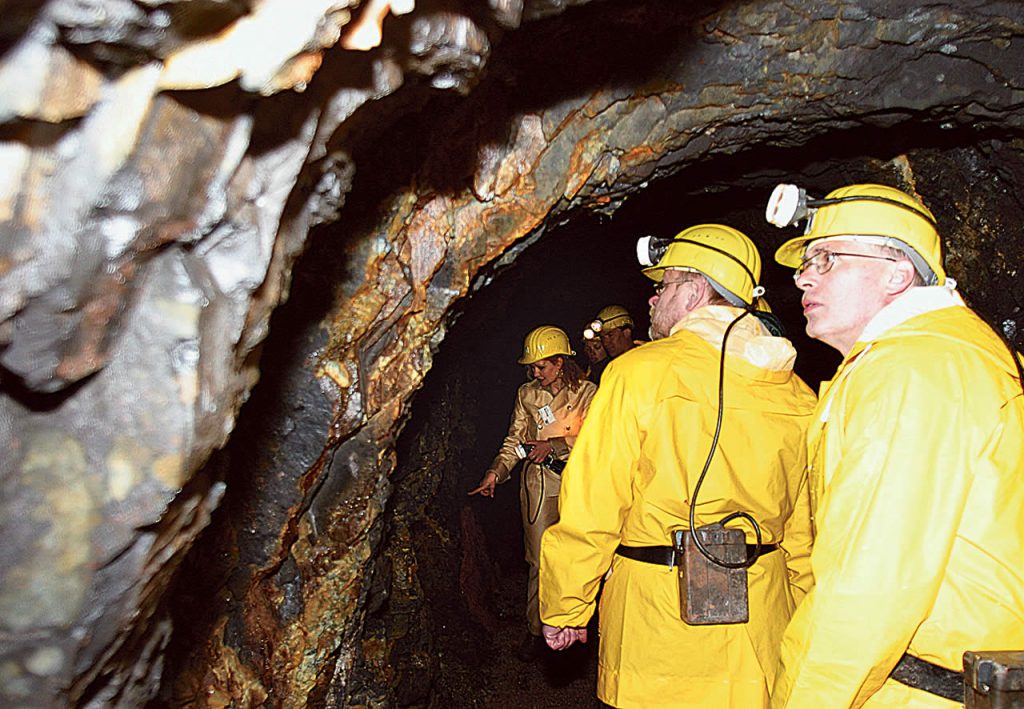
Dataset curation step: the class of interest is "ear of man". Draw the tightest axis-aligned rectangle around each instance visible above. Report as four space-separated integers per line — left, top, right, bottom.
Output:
688 276 714 311
886 259 918 297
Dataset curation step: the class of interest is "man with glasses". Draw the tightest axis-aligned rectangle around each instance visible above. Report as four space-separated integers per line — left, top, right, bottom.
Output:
538 224 816 707
766 183 1024 707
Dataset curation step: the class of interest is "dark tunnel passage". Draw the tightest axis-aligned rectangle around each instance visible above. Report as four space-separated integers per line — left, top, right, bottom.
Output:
151 3 1024 705
364 130 1024 706
6 2 1024 706
157 125 1024 708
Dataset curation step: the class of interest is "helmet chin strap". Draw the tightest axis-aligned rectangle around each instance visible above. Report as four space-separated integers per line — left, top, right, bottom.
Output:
707 276 746 307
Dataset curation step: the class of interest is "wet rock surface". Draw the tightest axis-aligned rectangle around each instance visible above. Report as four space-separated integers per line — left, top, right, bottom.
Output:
0 0 1022 706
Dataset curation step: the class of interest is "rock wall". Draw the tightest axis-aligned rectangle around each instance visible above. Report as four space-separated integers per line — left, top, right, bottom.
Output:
1 0 1021 706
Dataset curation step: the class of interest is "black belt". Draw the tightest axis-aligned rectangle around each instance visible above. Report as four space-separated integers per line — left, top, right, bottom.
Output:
890 653 963 702
615 542 778 567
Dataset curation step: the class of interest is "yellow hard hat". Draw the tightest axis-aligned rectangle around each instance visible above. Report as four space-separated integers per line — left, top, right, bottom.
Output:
518 325 574 365
639 224 762 305
585 305 634 339
771 183 944 285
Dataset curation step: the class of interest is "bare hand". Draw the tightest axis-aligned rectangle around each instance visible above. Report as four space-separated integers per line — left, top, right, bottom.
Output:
525 439 553 463
542 623 588 651
468 471 498 497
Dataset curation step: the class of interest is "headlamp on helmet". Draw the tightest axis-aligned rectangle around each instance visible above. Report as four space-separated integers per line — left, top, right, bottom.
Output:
767 183 946 286
636 225 763 306
765 183 939 233
588 306 634 336
636 235 670 268
765 184 812 229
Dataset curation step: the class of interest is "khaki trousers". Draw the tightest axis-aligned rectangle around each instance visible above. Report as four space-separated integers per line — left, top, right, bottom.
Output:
520 465 561 636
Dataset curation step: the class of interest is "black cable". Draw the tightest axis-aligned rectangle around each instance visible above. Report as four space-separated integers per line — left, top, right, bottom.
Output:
686 305 764 569
523 447 544 526
807 194 938 229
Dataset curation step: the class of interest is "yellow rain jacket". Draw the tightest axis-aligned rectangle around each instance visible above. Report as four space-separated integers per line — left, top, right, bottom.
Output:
773 287 1024 708
540 306 817 707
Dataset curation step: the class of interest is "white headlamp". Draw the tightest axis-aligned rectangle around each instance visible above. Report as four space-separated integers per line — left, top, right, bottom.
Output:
765 183 811 228
636 235 669 267
765 182 939 231
583 326 598 340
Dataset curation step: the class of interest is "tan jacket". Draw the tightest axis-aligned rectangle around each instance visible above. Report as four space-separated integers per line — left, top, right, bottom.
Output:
488 378 598 492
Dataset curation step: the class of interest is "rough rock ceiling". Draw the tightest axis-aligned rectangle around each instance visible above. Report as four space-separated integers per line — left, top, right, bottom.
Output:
1 0 1022 706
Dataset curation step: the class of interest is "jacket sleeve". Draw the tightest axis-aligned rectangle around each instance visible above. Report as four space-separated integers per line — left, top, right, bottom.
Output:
488 386 531 485
779 469 814 607
539 365 639 627
773 354 974 708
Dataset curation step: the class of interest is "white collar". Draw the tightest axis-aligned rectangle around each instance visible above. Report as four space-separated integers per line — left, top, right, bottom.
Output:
857 281 964 344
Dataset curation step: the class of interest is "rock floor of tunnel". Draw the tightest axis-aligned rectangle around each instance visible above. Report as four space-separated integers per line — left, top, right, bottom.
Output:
432 567 603 708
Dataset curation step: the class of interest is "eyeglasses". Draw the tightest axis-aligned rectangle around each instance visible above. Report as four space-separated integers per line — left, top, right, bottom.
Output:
794 250 898 279
654 279 687 296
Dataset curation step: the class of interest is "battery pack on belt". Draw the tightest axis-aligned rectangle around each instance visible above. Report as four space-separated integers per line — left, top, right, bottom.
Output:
890 653 963 702
615 542 779 567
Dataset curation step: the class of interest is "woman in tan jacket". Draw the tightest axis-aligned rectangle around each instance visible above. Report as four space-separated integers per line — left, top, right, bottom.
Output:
469 325 598 661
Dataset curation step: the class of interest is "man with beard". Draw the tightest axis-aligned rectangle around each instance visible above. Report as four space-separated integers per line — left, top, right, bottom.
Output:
539 224 816 707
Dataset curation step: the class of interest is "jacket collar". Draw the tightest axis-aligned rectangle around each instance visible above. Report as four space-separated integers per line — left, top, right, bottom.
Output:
669 305 797 374
528 377 567 399
855 282 964 348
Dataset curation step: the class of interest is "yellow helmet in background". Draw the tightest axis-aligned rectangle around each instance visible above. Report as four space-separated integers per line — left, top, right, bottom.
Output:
640 224 762 306
584 305 634 339
772 183 945 285
518 325 574 365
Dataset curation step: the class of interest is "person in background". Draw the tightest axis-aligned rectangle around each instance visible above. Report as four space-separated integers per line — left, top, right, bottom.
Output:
765 182 1024 707
539 225 816 707
585 305 642 361
469 325 598 662
580 330 609 383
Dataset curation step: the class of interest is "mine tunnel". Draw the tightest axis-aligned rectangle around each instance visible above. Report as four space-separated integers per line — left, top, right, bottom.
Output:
155 137 1018 709
2 1 1023 707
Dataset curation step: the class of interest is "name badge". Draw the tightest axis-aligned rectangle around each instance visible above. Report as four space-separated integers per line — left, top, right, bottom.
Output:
538 405 556 426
